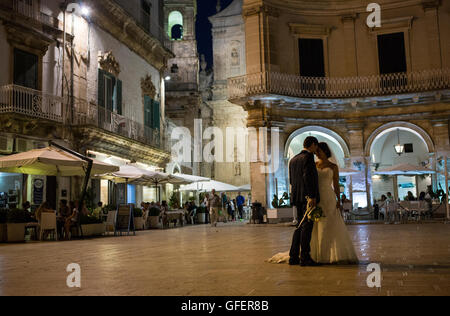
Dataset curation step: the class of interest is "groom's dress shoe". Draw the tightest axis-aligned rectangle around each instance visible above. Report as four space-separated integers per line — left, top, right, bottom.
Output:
289 258 300 265
300 259 322 267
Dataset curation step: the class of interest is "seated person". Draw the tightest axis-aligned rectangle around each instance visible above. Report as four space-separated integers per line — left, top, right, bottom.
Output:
57 200 71 237
64 201 81 240
35 201 55 222
92 202 103 220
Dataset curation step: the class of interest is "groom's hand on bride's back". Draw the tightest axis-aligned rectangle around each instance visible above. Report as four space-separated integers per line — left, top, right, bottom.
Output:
309 198 317 208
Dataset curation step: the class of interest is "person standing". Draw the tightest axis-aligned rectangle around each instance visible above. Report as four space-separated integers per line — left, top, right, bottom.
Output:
236 192 245 220
288 136 321 267
207 189 221 227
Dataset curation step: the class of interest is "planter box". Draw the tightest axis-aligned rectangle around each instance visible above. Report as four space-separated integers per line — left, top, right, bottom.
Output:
267 208 294 224
0 224 7 243
134 217 145 231
7 223 26 243
148 216 160 229
197 213 206 224
81 224 105 237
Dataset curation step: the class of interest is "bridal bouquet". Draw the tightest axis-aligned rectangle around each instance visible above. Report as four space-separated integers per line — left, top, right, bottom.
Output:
307 206 324 222
305 197 325 222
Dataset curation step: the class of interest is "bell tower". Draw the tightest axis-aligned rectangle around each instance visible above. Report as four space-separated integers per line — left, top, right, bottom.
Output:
163 0 200 120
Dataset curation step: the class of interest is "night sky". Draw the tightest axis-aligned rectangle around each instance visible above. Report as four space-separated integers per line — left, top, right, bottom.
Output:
196 0 234 71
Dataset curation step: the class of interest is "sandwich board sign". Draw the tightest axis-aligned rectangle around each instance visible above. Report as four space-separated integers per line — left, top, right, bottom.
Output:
115 204 135 236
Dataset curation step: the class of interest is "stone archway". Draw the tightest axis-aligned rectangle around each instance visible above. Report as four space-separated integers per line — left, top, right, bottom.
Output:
365 121 435 157
285 125 351 163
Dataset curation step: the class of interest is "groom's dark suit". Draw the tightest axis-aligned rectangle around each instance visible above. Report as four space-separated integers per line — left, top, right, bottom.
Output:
289 150 320 262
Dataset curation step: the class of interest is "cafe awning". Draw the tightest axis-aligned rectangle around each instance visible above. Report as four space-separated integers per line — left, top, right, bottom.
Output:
0 147 119 176
180 180 240 192
374 163 436 176
339 168 360 176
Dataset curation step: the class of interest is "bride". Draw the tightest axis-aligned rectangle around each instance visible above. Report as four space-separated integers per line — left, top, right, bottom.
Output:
269 142 359 265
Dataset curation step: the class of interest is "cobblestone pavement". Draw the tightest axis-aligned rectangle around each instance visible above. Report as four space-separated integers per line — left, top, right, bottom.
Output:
0 223 449 296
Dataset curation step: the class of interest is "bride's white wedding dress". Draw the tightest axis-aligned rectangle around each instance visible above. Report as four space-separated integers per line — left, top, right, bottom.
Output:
268 167 359 264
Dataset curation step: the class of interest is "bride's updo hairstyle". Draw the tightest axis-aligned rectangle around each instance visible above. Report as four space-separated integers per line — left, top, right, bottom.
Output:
318 142 332 158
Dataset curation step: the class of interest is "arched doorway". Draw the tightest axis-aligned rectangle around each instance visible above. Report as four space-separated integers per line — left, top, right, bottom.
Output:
367 122 434 203
284 126 351 204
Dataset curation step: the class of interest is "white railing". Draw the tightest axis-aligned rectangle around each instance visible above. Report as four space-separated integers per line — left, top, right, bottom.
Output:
10 0 60 28
228 68 450 100
0 84 64 122
73 99 166 150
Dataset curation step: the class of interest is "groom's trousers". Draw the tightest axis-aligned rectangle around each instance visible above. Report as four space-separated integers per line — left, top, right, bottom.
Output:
289 203 314 261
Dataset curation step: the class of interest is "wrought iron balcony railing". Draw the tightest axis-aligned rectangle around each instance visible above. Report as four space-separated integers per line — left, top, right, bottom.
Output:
0 84 167 151
72 99 167 151
0 84 64 122
228 68 450 100
9 0 60 29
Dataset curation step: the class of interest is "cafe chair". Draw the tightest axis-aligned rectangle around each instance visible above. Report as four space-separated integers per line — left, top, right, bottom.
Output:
105 210 117 235
39 212 58 241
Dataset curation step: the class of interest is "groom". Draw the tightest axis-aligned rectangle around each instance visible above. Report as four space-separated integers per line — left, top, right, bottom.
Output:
289 136 321 267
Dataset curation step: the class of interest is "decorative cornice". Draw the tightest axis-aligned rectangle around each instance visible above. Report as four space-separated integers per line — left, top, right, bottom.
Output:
98 51 121 77
85 0 174 72
141 74 157 99
368 16 414 33
288 23 333 37
4 23 53 56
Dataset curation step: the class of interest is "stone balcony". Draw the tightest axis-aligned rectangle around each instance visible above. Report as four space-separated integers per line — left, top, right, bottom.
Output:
228 68 450 110
0 84 169 161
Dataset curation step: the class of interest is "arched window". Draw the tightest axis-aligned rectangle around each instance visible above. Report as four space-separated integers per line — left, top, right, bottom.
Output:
168 11 183 40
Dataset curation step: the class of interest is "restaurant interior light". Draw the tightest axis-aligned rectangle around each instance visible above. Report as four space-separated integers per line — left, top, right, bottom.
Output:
394 129 404 156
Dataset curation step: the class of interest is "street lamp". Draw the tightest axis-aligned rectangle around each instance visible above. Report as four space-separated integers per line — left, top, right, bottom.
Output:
394 129 404 156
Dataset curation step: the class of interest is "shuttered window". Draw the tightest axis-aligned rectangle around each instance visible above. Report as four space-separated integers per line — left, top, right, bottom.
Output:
144 96 160 130
97 69 122 115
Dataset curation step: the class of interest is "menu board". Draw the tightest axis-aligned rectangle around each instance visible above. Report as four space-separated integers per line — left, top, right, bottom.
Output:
115 204 135 236
33 179 44 205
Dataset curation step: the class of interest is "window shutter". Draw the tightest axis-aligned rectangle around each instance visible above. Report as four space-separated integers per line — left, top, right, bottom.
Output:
144 95 152 128
152 100 160 130
98 69 105 107
116 79 123 115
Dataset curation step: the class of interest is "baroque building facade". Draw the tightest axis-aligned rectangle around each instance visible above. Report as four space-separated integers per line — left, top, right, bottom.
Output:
226 0 450 210
0 0 173 209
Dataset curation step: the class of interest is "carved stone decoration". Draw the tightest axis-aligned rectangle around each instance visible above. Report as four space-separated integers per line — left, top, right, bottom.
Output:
141 74 157 99
98 51 121 76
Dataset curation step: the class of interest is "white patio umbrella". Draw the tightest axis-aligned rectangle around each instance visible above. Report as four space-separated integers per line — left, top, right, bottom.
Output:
339 168 360 176
180 180 240 192
374 163 435 176
238 184 251 192
170 173 210 183
0 146 119 176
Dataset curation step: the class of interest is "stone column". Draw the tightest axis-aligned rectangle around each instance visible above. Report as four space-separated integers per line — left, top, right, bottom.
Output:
423 1 442 69
341 14 358 76
347 121 372 210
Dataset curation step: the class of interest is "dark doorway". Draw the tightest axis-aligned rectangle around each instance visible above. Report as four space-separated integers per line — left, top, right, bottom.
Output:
46 176 57 210
14 48 38 90
377 32 407 74
298 38 325 77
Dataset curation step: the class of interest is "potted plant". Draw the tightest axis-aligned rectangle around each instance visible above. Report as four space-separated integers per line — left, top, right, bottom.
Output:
133 208 144 230
80 215 105 237
196 206 207 224
6 209 28 243
0 208 7 242
169 193 180 209
148 207 160 229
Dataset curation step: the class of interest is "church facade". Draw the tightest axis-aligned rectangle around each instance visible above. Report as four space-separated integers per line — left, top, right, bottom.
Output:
224 0 450 210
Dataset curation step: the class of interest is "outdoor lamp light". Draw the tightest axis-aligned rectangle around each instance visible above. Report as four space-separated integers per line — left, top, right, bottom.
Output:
394 129 404 156
81 5 90 17
165 76 171 81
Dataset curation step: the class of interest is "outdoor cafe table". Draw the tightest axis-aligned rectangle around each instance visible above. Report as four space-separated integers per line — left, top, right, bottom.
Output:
166 210 185 226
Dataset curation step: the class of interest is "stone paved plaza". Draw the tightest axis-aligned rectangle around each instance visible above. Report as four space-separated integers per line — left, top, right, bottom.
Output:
0 223 449 296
